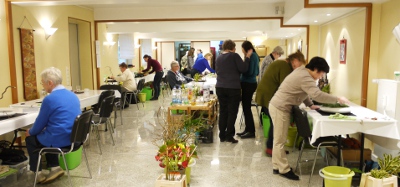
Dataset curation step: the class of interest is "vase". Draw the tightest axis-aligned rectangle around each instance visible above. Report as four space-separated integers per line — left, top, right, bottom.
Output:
155 174 187 187
359 173 398 187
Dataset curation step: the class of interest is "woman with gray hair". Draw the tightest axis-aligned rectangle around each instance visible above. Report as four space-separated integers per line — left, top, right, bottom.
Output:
215 39 252 143
25 67 81 184
167 61 193 89
258 46 284 82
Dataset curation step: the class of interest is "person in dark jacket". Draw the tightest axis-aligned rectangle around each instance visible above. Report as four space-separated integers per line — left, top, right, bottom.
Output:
236 41 259 139
141 54 163 100
215 39 252 143
167 61 193 89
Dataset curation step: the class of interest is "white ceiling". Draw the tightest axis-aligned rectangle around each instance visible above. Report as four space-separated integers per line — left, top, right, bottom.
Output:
12 0 389 41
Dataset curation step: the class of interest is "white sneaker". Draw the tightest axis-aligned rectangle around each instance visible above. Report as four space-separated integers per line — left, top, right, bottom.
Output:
42 166 64 184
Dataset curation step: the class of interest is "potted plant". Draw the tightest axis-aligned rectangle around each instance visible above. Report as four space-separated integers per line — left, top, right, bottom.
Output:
359 154 400 187
153 108 207 186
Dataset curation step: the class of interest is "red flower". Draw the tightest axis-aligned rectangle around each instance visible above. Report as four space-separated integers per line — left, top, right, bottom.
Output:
155 155 160 161
182 160 188 168
159 163 165 168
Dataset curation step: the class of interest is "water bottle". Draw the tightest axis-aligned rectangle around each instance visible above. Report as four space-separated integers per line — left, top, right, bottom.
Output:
203 87 210 102
177 87 182 104
172 86 177 104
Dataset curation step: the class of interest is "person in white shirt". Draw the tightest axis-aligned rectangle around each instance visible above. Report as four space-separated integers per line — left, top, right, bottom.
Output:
111 62 137 107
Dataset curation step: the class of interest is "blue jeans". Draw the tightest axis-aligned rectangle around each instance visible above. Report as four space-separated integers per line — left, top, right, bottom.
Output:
153 71 164 99
26 136 59 172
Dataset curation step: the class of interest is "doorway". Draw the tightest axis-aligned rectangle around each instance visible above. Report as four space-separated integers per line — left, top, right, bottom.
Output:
68 18 94 90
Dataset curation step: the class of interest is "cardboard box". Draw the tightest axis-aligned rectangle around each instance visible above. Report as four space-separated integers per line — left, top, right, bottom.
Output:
327 147 372 161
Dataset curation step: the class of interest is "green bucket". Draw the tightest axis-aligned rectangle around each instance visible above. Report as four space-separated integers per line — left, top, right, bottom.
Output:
320 166 354 187
185 158 196 184
138 93 146 103
262 113 270 138
59 146 82 170
285 125 297 147
141 87 153 101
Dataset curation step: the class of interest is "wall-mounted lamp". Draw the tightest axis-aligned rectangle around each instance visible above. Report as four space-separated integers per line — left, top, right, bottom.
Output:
393 23 400 44
44 27 57 40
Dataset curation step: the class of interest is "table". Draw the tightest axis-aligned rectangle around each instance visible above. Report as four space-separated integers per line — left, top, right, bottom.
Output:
167 98 218 124
306 102 399 170
10 90 120 110
0 108 38 135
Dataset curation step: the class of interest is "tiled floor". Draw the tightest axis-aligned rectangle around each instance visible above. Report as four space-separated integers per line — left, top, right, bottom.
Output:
10 93 333 187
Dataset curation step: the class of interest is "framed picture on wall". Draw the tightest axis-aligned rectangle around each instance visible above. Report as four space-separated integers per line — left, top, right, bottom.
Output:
340 39 347 64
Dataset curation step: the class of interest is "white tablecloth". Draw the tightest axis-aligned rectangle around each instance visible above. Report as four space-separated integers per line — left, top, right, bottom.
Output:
0 108 38 135
307 102 400 149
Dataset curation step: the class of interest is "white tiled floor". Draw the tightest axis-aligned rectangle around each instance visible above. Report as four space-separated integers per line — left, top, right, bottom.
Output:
9 93 335 187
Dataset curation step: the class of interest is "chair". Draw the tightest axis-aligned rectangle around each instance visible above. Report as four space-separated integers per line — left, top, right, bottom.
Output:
33 110 93 187
292 106 343 187
99 86 122 126
92 90 115 114
161 75 171 96
126 79 145 110
91 95 115 155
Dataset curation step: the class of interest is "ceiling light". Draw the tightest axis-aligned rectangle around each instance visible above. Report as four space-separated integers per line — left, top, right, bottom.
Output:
297 29 301 31
285 36 288 37
327 14 331 16
314 20 318 23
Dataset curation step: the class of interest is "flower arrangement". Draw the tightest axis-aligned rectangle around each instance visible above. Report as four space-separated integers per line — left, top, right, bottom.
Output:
153 107 208 181
155 140 197 180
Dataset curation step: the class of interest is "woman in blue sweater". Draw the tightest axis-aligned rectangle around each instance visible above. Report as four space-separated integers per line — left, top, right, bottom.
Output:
237 41 259 139
190 53 215 77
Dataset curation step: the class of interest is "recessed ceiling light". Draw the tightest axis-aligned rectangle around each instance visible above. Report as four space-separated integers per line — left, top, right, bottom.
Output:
314 20 318 23
285 36 288 37
297 29 301 31
327 13 331 16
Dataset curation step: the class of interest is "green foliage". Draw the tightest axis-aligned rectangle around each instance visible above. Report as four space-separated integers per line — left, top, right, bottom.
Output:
322 103 349 108
370 169 391 179
321 84 330 93
193 74 201 82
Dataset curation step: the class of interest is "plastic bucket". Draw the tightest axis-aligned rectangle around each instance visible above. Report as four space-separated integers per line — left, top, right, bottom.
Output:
141 87 153 101
59 146 82 170
138 93 146 103
319 166 355 187
262 113 270 138
285 126 297 147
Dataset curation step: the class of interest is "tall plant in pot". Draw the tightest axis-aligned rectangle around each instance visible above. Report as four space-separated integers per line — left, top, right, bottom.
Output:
153 107 206 182
360 154 400 187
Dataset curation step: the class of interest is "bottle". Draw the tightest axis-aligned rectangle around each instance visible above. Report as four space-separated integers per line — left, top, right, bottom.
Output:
203 86 210 102
172 86 177 104
177 87 182 104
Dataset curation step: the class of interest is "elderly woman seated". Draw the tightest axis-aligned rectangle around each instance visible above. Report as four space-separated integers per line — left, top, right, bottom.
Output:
167 61 193 89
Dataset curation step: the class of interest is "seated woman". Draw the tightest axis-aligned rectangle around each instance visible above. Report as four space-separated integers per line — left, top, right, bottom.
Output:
190 53 215 77
167 61 193 89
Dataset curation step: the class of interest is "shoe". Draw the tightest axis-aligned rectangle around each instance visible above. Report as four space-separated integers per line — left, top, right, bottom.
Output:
280 168 299 180
42 166 64 184
236 131 247 136
35 171 46 184
150 97 158 101
226 137 238 143
240 132 255 139
273 169 279 174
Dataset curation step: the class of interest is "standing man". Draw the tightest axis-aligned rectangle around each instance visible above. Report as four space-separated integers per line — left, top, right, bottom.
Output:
111 62 137 107
142 54 163 100
25 67 81 184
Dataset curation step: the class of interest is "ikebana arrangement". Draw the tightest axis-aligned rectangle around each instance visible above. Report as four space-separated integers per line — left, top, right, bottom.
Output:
153 107 208 183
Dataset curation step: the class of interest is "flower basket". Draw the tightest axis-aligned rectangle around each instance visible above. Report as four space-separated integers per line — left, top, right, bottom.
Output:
155 174 187 187
360 173 398 187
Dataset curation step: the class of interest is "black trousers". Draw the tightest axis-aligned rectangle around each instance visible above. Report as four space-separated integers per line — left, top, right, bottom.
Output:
153 71 164 99
216 87 241 140
261 107 274 149
241 82 257 133
26 136 59 172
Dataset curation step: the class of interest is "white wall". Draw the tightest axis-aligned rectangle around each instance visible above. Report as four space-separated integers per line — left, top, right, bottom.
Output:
160 42 175 70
